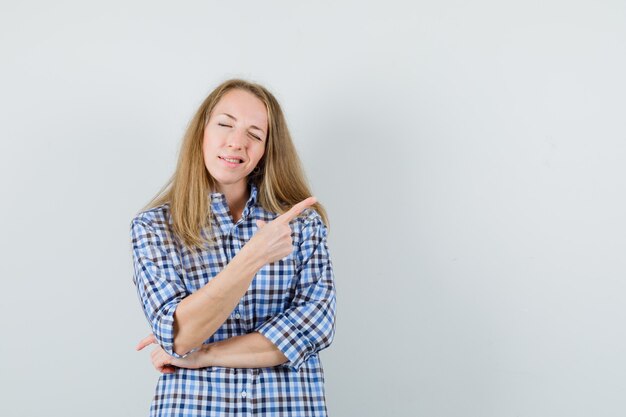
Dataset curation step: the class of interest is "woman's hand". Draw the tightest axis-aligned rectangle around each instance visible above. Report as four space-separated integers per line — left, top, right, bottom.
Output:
136 334 208 374
245 196 317 265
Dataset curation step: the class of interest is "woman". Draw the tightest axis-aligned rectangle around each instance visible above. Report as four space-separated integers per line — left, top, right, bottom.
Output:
130 78 337 417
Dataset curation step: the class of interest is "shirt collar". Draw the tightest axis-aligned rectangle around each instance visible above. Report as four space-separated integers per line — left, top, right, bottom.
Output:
209 182 258 214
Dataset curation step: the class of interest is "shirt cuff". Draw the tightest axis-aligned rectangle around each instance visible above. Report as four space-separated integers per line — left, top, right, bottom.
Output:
255 313 314 372
151 300 194 359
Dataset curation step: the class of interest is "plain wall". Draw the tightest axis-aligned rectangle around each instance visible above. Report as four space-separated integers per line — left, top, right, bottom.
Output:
1 1 625 416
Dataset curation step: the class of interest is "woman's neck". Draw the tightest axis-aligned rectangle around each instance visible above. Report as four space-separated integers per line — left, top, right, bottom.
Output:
217 181 250 222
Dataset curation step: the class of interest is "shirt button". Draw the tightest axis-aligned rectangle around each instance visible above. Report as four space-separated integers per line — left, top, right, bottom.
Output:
235 313 241 319
241 391 247 398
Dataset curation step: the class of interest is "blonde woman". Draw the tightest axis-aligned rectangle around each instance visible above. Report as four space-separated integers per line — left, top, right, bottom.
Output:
130 78 336 416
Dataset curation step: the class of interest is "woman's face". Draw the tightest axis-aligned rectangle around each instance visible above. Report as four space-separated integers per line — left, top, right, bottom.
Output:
203 88 268 193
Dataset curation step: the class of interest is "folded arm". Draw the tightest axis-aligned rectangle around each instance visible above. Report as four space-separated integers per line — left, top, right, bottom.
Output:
137 330 288 372
131 208 335 371
201 332 288 368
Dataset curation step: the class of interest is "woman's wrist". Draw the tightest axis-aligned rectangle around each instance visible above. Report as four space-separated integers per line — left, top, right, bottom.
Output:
238 243 267 271
200 343 215 367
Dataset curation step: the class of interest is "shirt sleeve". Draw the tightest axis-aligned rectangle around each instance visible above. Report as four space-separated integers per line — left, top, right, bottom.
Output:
130 217 191 359
254 211 337 372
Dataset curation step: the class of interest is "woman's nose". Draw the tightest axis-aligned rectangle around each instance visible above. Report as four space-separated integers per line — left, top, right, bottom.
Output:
227 129 246 148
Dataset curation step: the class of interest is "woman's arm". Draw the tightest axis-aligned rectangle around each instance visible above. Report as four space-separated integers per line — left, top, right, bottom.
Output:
170 247 265 356
131 198 316 358
132 218 264 358
137 209 334 372
201 332 288 368
171 199 315 356
137 332 288 372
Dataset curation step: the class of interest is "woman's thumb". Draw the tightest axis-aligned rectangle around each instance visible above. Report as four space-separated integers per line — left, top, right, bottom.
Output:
256 219 266 229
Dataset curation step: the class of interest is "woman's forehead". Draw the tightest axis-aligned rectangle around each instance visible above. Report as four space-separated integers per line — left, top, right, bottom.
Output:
214 89 268 126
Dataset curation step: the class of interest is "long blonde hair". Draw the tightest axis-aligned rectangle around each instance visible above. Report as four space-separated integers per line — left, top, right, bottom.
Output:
138 78 329 251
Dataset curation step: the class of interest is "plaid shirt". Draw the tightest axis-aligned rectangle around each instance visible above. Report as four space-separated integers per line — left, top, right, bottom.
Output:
130 181 337 416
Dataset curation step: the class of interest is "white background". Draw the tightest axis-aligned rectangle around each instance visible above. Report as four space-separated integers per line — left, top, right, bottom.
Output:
1 1 625 416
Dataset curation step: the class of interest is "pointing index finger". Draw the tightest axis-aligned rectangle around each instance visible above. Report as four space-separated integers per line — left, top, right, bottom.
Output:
277 196 317 223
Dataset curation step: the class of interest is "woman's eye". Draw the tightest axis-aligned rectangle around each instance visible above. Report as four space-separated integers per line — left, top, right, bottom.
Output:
217 122 261 141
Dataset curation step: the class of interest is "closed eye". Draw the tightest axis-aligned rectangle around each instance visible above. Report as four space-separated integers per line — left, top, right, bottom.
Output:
219 123 262 141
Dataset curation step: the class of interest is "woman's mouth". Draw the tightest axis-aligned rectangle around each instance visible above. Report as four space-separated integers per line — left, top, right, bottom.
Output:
218 156 243 168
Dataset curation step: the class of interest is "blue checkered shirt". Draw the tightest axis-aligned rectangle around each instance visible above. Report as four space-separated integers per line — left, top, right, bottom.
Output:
130 182 336 416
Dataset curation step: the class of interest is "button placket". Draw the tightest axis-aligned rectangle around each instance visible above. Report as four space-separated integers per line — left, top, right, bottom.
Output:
240 368 255 407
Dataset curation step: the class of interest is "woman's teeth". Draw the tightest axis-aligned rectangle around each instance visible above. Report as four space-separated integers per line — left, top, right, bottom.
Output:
221 157 241 163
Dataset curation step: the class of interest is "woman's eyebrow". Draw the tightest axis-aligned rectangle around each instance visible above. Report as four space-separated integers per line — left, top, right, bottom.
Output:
219 113 265 133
